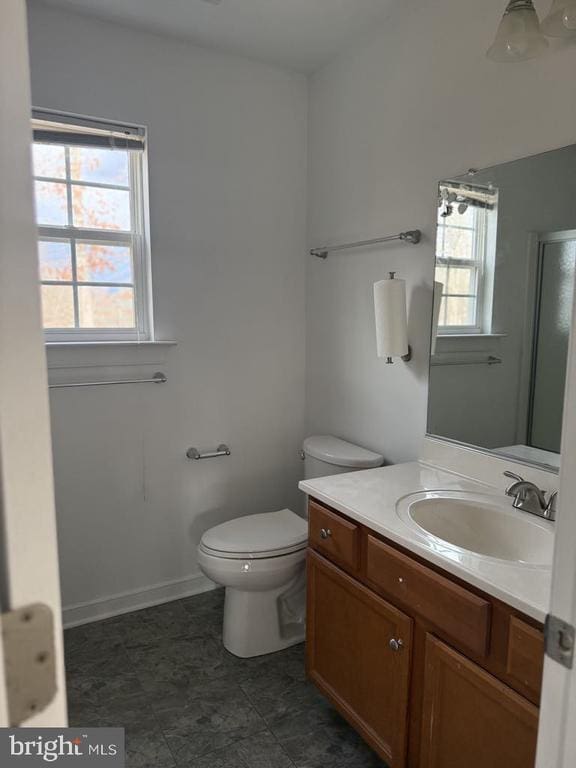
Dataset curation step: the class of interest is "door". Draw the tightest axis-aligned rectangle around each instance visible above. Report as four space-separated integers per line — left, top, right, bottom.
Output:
420 634 538 768
536 225 576 766
306 550 413 768
528 232 576 453
0 0 67 726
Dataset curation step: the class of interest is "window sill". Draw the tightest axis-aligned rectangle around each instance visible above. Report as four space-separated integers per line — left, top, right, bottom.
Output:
45 339 176 372
45 340 177 349
432 331 505 366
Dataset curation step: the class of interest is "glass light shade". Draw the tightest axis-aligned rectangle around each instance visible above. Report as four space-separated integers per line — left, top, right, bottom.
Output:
541 0 576 36
487 2 549 62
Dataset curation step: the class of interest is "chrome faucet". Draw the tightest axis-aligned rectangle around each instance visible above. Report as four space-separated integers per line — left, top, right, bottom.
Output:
503 471 557 521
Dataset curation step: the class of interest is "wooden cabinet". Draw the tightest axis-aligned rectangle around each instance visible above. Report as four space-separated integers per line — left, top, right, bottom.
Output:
420 635 539 768
307 550 413 768
306 498 545 768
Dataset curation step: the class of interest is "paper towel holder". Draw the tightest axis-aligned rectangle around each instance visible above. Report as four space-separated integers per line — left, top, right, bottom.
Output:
374 272 412 365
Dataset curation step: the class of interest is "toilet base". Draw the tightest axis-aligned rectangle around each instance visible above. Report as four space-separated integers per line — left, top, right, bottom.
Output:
223 570 306 658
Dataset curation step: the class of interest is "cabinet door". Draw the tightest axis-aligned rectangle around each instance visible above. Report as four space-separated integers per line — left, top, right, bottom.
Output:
307 550 413 768
420 634 539 768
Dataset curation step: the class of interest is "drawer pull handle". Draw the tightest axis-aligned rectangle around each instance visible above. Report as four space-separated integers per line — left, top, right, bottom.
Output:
389 638 404 652
320 528 332 540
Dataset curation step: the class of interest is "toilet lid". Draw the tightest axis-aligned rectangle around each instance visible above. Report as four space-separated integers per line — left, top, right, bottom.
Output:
303 435 383 468
201 509 307 558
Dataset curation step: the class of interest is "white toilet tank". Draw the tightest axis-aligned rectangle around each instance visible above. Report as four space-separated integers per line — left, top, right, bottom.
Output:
302 435 383 479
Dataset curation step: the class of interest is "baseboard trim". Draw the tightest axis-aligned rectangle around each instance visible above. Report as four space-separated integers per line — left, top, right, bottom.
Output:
62 572 217 628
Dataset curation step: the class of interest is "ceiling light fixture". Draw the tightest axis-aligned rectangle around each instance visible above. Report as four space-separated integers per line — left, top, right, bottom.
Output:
487 0 549 62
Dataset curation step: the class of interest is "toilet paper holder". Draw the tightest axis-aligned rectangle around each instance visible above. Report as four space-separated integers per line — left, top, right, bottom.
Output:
186 444 231 460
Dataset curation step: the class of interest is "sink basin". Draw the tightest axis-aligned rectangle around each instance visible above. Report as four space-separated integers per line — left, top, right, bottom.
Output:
396 491 554 565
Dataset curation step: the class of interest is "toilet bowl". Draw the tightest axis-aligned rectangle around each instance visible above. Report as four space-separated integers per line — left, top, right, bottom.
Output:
198 435 383 658
198 508 308 658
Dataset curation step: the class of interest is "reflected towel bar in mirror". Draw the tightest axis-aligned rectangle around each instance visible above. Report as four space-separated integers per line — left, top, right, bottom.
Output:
49 371 167 388
310 230 422 259
430 355 502 367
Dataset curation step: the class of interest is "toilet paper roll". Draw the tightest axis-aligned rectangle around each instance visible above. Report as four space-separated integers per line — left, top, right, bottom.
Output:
374 277 409 359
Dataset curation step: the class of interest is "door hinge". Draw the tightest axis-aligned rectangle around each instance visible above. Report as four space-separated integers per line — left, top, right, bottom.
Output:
544 613 575 670
1 603 57 725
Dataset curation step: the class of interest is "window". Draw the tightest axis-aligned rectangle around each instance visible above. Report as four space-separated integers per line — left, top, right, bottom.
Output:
32 110 151 342
435 181 498 334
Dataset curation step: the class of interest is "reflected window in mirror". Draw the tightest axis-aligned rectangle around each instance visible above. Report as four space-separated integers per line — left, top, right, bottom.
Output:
435 182 499 335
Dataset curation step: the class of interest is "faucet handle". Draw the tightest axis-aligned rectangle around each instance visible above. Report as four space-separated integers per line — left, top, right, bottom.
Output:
545 490 558 521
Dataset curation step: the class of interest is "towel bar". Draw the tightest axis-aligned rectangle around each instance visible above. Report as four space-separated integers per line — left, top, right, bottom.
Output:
49 371 167 389
186 444 231 460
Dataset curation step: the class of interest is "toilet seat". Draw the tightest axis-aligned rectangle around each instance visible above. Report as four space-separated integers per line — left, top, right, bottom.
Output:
199 540 306 560
200 508 307 560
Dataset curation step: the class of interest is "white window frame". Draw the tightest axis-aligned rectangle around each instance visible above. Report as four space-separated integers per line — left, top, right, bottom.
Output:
33 109 153 343
435 204 488 336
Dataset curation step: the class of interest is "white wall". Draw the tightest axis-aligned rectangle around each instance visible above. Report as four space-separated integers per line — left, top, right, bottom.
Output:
26 2 308 623
307 0 576 465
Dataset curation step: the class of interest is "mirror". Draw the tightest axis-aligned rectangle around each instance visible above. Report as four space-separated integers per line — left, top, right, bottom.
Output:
427 144 576 473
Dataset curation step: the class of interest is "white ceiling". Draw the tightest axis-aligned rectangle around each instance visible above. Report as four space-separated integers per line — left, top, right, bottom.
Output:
36 0 397 72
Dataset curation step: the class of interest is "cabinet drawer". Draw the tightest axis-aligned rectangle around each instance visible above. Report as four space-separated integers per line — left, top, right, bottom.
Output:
366 535 491 657
506 616 544 698
309 502 359 572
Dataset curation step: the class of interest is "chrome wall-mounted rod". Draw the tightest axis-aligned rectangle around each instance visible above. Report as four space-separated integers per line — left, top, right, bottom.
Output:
186 444 231 460
430 355 502 367
310 230 422 259
49 371 167 389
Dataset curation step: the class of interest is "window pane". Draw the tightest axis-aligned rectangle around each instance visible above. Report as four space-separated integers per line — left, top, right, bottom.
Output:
78 286 135 328
435 225 444 255
72 186 131 231
38 240 72 281
435 266 448 287
452 204 475 228
443 227 474 261
446 266 476 295
69 147 130 186
33 144 66 179
41 285 75 328
76 243 133 283
438 295 447 326
444 296 476 327
35 181 68 226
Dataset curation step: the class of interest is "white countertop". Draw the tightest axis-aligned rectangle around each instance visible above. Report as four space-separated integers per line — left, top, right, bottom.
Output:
299 461 552 623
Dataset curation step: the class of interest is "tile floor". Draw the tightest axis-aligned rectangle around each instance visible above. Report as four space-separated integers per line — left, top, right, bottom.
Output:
65 589 387 768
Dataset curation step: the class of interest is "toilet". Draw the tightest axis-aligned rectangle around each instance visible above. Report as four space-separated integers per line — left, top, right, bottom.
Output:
198 435 384 658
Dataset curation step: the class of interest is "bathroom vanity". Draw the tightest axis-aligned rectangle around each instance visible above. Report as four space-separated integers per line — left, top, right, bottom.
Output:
300 458 552 768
